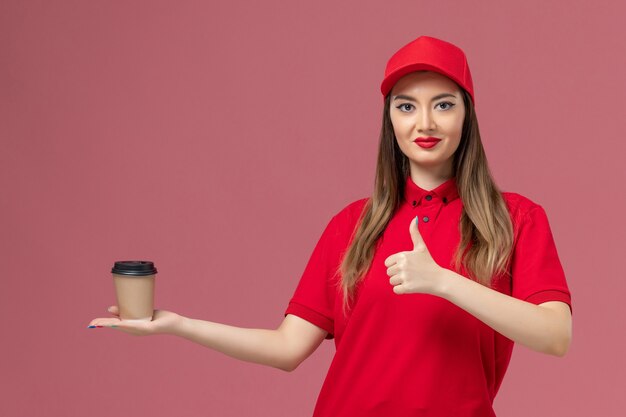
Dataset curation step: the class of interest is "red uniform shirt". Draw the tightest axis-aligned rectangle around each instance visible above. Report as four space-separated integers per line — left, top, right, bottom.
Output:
284 175 572 417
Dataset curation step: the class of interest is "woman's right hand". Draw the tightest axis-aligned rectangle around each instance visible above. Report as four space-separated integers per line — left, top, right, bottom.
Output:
88 306 184 336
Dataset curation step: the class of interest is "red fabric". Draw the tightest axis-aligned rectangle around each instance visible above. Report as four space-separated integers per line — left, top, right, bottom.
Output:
380 36 475 104
284 175 572 417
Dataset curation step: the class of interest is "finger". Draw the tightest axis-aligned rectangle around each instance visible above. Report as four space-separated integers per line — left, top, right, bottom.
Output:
88 317 121 328
392 284 406 295
410 216 425 249
389 275 401 286
386 264 398 276
108 306 120 316
384 254 396 267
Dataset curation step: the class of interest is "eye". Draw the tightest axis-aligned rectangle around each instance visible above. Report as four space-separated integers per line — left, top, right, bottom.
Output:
436 101 455 110
396 103 414 112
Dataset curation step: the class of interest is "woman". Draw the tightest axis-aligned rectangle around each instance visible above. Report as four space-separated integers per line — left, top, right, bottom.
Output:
90 35 573 416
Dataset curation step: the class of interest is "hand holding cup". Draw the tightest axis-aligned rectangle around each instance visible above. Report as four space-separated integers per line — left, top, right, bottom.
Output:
88 260 183 335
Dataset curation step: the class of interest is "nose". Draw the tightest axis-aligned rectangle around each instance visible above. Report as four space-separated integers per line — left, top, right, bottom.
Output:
416 108 436 132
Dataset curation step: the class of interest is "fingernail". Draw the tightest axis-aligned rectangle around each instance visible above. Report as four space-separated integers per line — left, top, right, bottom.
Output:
87 325 96 328
415 216 419 225
96 325 103 328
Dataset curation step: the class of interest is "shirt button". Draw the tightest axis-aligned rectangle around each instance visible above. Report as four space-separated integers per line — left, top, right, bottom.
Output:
412 200 417 207
423 216 429 222
425 195 432 201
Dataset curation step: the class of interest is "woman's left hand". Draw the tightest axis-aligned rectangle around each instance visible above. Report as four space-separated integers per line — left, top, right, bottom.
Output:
384 216 447 296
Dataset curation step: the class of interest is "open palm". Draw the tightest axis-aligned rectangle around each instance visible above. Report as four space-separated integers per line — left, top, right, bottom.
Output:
88 306 183 336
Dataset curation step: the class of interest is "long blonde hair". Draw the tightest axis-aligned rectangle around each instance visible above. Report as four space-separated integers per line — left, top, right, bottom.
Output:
336 88 514 317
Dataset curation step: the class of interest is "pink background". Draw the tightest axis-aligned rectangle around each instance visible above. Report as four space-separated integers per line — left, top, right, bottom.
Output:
2 1 624 416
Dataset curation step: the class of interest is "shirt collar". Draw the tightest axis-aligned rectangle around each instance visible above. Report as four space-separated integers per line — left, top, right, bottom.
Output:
403 175 460 207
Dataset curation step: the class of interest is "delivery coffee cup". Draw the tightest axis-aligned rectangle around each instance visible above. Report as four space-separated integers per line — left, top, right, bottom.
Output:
111 261 157 321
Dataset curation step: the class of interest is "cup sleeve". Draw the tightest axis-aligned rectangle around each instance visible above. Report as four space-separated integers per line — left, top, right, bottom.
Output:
284 214 341 340
510 205 573 314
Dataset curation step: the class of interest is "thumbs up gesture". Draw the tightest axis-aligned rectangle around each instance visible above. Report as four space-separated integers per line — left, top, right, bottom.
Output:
384 216 446 296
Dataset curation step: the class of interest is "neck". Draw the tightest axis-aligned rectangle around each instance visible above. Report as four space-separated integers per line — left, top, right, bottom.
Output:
408 162 454 191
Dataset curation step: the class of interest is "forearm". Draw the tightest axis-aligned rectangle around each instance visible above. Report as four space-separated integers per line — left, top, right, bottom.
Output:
437 268 568 356
171 316 291 371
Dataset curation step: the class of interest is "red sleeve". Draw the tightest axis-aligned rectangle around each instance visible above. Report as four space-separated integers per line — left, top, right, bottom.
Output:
284 214 341 339
510 206 573 314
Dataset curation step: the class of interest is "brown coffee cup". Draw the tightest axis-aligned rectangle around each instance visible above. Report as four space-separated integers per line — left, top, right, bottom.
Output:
111 261 157 321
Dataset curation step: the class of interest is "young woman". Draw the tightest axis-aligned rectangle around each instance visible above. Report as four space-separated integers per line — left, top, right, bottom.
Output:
90 35 573 416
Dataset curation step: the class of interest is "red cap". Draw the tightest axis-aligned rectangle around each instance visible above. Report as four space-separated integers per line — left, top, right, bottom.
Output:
380 36 475 105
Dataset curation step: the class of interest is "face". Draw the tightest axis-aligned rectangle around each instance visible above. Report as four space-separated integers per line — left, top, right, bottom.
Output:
389 70 465 178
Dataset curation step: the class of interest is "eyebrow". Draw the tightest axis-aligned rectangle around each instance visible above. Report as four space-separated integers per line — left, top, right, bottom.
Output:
392 93 458 102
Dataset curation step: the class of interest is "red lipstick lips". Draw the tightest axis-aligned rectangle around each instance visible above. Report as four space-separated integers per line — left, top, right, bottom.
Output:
414 136 442 149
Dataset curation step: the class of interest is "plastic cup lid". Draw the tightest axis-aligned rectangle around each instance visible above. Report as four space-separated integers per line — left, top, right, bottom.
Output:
111 260 158 276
